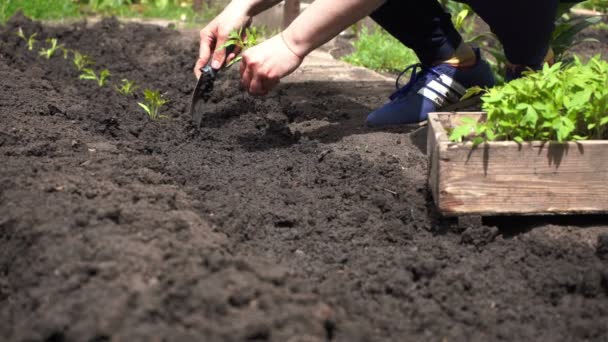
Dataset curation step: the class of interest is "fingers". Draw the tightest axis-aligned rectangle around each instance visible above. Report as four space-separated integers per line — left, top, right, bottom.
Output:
239 57 278 96
195 26 215 79
211 37 228 70
240 58 252 91
193 58 206 79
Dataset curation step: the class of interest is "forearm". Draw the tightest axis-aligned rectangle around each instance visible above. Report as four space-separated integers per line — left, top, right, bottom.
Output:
282 0 385 57
228 0 283 16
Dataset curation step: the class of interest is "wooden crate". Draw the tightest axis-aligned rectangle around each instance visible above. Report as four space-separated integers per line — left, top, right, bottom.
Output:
427 112 608 216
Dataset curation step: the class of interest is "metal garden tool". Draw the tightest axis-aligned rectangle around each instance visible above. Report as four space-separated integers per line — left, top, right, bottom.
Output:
190 46 236 128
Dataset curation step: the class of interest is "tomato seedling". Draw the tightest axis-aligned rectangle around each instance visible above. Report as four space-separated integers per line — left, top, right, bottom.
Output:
220 27 261 67
72 51 95 71
79 68 111 87
16 27 37 51
115 79 139 96
450 56 608 144
39 38 64 59
138 89 169 120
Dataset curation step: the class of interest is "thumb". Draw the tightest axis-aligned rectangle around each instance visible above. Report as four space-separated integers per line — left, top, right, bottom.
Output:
210 39 227 70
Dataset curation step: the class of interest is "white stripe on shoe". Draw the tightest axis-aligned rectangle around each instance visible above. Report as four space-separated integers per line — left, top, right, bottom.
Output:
437 74 466 97
417 87 447 107
425 80 461 103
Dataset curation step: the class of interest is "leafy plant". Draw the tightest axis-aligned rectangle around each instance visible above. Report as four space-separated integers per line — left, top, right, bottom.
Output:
79 68 111 87
138 89 169 120
115 79 139 96
39 38 64 59
342 26 419 73
449 56 608 144
220 27 261 67
16 27 37 51
72 51 95 71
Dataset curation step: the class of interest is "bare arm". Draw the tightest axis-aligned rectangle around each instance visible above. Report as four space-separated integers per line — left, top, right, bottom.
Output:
282 0 386 57
245 0 284 16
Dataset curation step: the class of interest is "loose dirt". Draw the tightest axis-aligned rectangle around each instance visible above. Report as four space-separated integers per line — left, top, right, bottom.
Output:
1 14 607 342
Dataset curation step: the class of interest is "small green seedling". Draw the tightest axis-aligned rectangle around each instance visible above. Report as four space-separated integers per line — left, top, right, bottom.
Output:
16 27 37 51
220 27 261 67
39 38 64 59
138 89 169 120
72 51 95 71
115 79 139 96
60 47 71 59
79 68 111 87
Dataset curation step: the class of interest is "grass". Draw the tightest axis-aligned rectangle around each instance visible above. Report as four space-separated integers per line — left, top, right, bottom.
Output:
1 0 80 23
0 0 221 25
342 27 418 73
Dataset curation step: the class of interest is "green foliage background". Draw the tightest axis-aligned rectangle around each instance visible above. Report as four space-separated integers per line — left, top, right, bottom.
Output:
342 28 418 73
0 0 224 24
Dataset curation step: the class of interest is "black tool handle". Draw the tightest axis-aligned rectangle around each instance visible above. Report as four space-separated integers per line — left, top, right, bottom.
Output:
201 44 237 76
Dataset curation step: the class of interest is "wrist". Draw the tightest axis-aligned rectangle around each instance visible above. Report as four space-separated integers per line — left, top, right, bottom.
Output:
281 28 311 59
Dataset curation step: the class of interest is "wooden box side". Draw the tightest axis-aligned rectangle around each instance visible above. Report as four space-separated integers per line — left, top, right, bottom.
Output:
427 112 486 209
428 112 608 216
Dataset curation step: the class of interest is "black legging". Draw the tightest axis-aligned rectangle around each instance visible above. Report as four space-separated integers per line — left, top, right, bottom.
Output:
370 0 567 67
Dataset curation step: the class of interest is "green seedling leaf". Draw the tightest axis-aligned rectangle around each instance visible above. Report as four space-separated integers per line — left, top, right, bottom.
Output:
79 68 97 81
98 69 110 87
79 68 110 87
460 86 485 101
115 79 139 96
39 38 64 59
72 51 95 71
138 89 169 120
453 9 469 31
219 27 261 68
16 28 37 51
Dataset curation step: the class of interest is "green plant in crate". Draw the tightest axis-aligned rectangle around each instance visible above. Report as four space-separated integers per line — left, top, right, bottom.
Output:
449 56 608 144
115 79 139 96
72 51 95 71
16 27 37 51
79 68 111 87
39 38 64 59
138 89 169 120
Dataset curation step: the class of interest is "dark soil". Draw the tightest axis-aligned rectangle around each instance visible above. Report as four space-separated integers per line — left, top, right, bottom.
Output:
1 13 608 342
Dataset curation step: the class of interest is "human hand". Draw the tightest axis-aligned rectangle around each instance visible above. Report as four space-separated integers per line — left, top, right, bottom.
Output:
194 2 252 79
239 34 304 96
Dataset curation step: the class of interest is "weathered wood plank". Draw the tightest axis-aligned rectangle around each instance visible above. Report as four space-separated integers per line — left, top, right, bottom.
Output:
428 112 608 216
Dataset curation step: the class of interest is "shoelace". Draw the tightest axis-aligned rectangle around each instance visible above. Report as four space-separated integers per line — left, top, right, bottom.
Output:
389 63 441 101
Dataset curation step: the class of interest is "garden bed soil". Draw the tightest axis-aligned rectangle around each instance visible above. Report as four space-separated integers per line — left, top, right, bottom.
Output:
1 14 608 342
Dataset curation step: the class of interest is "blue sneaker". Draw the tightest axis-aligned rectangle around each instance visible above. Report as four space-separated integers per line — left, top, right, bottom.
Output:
366 48 495 127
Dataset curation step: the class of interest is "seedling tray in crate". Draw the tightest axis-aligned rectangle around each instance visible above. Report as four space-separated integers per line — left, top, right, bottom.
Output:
427 112 608 216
